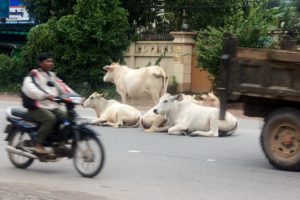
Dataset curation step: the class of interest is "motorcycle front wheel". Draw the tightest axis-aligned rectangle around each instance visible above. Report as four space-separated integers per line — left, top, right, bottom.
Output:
8 130 34 169
73 134 105 178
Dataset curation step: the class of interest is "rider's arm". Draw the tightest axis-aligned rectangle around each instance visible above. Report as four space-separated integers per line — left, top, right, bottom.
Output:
22 76 48 100
52 73 74 94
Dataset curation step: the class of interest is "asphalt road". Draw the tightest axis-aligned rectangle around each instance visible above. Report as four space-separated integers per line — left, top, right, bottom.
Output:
0 99 299 200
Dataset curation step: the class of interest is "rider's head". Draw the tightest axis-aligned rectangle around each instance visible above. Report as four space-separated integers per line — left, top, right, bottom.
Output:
37 52 54 71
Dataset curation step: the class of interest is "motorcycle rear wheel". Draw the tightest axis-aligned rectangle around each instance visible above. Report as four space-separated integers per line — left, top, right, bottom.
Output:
8 130 34 169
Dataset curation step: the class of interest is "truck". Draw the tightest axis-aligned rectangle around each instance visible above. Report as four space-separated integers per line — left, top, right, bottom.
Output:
218 33 300 171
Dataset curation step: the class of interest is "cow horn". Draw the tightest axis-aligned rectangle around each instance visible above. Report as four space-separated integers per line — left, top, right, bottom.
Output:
103 65 112 71
103 93 109 98
175 94 183 101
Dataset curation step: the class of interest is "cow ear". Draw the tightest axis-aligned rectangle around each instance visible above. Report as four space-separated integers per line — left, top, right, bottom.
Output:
102 93 109 98
103 65 113 71
174 94 183 101
91 91 99 97
96 93 104 98
194 95 205 101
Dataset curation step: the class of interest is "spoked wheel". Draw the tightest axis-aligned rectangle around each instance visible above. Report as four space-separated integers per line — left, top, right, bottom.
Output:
73 134 105 178
260 108 300 171
8 130 34 169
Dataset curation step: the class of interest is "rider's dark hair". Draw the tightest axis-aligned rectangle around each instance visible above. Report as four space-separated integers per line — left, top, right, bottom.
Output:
37 52 53 62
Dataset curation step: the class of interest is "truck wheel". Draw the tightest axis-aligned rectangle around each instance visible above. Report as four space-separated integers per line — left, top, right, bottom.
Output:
260 108 300 171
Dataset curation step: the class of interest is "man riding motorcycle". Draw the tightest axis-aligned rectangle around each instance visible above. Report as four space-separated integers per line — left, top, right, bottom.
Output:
21 52 74 154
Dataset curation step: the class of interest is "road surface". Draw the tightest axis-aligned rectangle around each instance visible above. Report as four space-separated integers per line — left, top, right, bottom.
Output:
0 99 299 200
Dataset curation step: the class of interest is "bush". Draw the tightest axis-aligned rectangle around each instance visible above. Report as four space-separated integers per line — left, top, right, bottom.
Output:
0 54 27 93
0 54 12 86
195 5 276 85
20 0 130 91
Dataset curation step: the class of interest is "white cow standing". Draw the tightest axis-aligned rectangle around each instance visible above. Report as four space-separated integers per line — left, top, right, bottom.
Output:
141 92 220 132
152 94 238 137
82 92 141 128
103 62 168 105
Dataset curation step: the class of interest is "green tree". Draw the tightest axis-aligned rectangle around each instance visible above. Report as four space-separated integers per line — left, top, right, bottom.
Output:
121 0 163 33
119 0 251 35
0 54 28 92
21 0 130 91
195 2 276 85
21 0 76 23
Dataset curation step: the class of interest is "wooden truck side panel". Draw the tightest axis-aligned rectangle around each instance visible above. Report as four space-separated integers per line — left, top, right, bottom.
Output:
219 33 300 118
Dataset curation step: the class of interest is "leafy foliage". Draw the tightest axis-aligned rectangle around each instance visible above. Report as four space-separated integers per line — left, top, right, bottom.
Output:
0 54 28 92
20 0 130 90
20 0 76 23
195 2 276 84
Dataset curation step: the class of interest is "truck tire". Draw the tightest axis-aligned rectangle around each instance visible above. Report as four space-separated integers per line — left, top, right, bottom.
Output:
260 107 300 171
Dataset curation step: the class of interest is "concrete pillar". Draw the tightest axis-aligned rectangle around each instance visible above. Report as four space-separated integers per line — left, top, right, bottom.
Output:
125 42 136 68
170 31 196 93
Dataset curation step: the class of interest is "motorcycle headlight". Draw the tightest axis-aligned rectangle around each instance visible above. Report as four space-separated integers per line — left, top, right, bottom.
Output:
65 97 83 104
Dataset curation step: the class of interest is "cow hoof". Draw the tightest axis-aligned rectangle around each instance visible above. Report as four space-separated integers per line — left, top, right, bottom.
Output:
218 130 227 137
181 130 189 136
189 133 198 137
91 122 100 126
168 132 181 135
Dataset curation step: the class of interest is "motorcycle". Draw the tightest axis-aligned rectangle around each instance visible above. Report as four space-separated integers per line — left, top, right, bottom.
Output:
3 93 105 178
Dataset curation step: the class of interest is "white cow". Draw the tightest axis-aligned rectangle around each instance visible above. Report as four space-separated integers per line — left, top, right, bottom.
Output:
152 94 238 137
82 92 141 128
141 92 220 132
103 62 168 105
193 92 220 108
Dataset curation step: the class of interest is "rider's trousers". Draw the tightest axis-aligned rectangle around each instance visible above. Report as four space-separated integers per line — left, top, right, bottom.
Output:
26 108 66 144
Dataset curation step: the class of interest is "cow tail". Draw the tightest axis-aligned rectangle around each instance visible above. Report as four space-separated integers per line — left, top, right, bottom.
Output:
158 67 168 97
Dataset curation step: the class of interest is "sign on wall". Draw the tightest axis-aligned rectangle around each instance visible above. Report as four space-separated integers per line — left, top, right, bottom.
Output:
0 0 9 18
8 0 30 21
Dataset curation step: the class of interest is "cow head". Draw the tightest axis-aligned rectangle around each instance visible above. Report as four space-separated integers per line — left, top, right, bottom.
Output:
103 62 119 82
82 92 108 108
194 92 220 107
153 93 183 115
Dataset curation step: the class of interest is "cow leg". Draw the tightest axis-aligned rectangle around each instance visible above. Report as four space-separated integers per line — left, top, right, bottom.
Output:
150 93 160 104
103 121 122 128
168 124 187 135
151 126 169 132
92 118 108 126
120 93 127 104
146 117 167 132
126 96 134 106
146 125 169 132
189 116 219 137
104 113 123 128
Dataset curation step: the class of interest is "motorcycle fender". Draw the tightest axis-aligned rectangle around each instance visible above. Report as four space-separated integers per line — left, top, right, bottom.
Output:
4 124 17 141
77 125 99 138
71 125 99 155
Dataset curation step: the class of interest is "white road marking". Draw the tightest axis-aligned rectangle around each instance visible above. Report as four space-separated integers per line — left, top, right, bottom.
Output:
206 159 216 162
128 150 141 153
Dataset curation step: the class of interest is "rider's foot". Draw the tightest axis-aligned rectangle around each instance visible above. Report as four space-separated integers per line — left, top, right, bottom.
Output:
34 143 48 154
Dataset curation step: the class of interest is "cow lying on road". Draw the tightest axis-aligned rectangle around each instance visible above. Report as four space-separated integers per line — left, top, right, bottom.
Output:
82 92 141 128
152 94 238 137
103 62 168 105
190 92 220 108
141 92 220 132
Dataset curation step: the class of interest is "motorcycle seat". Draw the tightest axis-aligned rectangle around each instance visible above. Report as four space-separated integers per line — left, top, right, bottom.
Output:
6 107 36 122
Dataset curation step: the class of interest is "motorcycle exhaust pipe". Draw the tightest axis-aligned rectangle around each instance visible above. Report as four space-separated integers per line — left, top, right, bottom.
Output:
5 146 38 159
